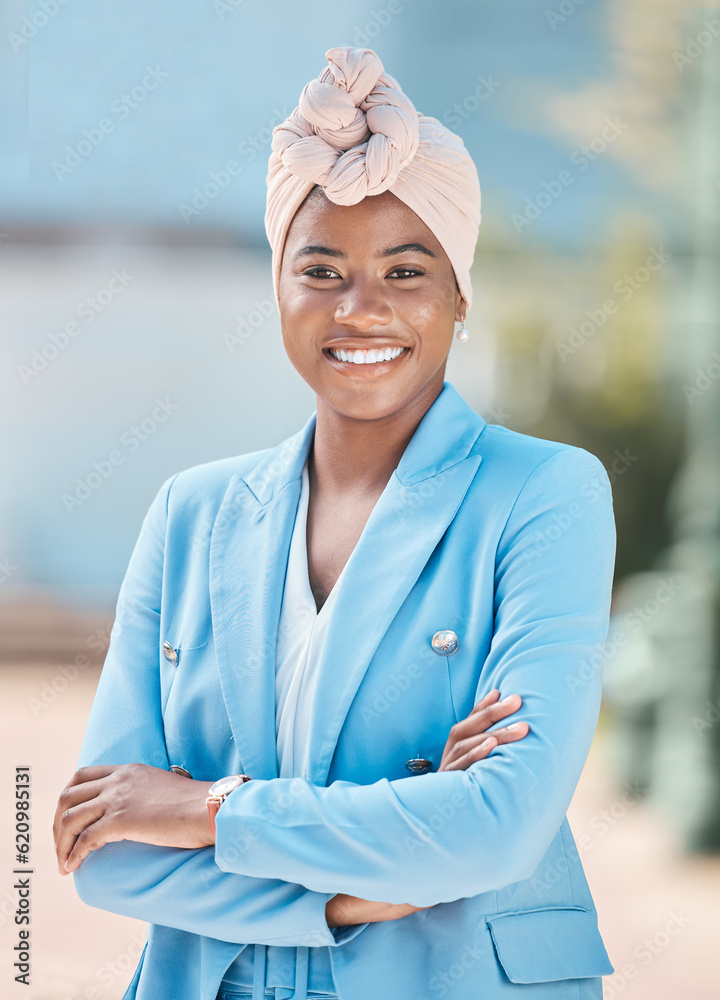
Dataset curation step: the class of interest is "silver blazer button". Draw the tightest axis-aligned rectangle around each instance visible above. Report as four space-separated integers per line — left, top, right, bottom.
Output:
406 758 433 774
431 630 460 655
162 641 178 664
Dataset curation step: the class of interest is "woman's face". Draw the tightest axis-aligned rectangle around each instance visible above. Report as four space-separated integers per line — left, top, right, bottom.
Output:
277 188 465 422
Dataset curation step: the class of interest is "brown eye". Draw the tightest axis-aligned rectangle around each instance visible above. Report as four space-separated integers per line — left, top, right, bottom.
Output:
304 267 340 279
389 267 424 279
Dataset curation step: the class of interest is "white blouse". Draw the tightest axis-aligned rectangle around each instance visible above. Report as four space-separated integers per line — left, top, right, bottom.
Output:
220 457 348 998
275 459 349 780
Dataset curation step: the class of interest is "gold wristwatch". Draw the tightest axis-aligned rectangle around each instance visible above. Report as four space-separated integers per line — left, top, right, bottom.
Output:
205 774 251 837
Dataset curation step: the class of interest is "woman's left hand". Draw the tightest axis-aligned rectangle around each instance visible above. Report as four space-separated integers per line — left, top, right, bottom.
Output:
437 689 529 771
53 764 214 875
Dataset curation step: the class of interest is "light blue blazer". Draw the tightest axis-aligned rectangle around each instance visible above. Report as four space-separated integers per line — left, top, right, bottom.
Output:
73 380 616 1000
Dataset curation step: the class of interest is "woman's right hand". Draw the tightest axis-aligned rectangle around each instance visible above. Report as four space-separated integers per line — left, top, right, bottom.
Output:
326 690 529 928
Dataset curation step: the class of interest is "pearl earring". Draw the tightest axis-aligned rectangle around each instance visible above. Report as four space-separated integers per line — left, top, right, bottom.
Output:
456 317 469 342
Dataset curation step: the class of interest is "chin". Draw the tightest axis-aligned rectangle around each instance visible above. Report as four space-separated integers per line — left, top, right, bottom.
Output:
317 379 424 423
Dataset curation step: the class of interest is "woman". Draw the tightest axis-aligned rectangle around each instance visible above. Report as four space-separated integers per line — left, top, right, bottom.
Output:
53 47 616 1000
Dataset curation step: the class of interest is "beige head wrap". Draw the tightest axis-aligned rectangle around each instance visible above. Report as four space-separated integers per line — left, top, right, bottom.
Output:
265 46 481 312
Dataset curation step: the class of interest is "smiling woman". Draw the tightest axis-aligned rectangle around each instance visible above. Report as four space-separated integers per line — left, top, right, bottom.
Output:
54 45 616 1000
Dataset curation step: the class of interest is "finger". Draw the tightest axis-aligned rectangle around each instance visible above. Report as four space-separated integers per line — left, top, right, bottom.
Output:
470 688 501 706
488 721 530 744
468 689 501 714
445 721 530 767
53 766 117 840
464 720 530 753
55 799 106 874
468 697 523 735
65 765 117 788
468 692 521 721
440 732 498 771
442 735 498 771
53 776 112 845
453 694 523 742
63 818 115 875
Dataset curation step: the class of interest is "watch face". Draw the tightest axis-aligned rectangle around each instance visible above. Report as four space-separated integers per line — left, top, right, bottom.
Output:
209 774 246 798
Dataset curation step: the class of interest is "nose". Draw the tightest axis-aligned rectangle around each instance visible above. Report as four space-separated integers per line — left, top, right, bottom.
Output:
334 277 393 331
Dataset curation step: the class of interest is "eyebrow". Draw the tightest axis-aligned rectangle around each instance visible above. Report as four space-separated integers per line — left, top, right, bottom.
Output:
294 242 436 259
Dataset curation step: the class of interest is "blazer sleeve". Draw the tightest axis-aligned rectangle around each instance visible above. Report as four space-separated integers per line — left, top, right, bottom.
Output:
213 446 617 907
71 474 365 948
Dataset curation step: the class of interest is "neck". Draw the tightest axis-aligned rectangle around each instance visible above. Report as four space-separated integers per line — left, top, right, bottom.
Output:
309 377 444 498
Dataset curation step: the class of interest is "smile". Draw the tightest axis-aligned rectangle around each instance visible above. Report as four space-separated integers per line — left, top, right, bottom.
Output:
327 346 408 365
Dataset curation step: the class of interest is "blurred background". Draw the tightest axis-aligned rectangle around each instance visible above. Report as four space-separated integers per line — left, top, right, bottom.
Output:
1 0 719 997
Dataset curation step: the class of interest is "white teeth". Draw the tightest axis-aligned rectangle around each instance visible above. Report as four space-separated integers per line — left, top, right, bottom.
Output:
329 346 405 364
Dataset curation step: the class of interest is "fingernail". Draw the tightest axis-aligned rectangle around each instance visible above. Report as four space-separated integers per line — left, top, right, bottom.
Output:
499 695 516 704
504 723 520 731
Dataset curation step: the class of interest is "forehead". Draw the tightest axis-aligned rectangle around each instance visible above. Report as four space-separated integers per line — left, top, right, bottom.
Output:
284 188 441 252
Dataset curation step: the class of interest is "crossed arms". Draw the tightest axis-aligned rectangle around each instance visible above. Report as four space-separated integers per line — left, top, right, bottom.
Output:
53 446 615 944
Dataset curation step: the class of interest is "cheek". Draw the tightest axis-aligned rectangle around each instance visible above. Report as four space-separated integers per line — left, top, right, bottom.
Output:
410 292 455 339
280 312 322 371
279 287 326 325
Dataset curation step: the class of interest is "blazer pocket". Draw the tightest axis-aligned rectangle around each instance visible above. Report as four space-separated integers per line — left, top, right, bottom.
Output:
486 905 614 984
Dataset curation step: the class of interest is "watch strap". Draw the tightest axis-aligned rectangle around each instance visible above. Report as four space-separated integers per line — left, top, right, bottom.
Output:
206 774 251 838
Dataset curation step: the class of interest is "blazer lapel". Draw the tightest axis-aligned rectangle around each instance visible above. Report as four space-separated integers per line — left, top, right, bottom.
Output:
209 381 486 786
209 413 316 780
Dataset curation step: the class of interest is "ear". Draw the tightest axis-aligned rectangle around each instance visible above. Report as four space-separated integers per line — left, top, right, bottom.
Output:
454 292 467 323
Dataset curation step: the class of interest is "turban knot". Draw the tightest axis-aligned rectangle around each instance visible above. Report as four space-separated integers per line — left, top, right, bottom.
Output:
265 47 482 311
272 48 420 204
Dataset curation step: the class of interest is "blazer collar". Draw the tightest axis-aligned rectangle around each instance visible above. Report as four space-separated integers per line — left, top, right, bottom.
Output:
209 381 486 783
243 380 486 505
